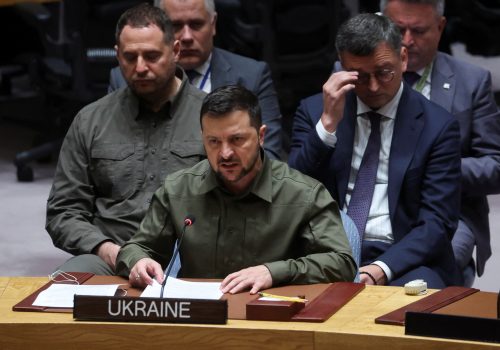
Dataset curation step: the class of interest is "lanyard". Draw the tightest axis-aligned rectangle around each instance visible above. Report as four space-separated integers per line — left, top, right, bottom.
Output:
198 64 211 91
414 64 432 93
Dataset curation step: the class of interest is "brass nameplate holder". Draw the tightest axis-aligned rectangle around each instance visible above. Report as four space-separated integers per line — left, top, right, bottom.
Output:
73 295 227 324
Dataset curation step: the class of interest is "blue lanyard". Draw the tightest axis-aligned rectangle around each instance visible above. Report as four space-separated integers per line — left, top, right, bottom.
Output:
198 64 211 91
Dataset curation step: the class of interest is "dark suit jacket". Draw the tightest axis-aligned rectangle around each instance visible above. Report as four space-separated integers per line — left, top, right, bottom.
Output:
108 47 282 160
288 84 463 286
430 52 500 275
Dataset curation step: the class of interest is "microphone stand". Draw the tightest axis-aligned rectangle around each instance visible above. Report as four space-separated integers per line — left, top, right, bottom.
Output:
160 222 189 298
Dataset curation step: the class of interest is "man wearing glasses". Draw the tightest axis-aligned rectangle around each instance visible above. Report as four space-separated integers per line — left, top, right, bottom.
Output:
288 13 462 288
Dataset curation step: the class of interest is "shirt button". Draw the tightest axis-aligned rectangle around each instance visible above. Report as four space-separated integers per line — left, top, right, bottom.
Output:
149 174 155 180
151 148 156 155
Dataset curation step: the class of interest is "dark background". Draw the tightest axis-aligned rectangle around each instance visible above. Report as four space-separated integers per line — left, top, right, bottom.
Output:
1 0 499 160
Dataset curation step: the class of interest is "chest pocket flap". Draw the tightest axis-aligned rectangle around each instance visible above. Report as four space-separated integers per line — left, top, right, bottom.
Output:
170 141 205 158
92 144 135 160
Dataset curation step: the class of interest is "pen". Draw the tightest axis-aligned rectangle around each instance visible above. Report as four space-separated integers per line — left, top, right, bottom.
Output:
258 292 308 303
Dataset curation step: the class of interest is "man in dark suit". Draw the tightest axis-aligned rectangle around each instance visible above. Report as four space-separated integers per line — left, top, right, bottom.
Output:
381 0 500 284
289 13 462 288
108 0 282 160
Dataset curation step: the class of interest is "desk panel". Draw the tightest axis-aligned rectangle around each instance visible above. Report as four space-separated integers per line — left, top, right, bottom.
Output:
1 277 499 350
0 277 317 350
315 285 500 350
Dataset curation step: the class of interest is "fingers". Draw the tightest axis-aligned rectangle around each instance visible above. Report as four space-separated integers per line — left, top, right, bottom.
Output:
220 265 273 295
129 258 163 287
323 71 358 98
146 263 165 285
320 71 358 132
359 264 387 286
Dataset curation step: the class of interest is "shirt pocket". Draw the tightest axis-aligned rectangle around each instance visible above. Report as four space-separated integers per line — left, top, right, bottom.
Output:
167 141 206 173
90 143 139 199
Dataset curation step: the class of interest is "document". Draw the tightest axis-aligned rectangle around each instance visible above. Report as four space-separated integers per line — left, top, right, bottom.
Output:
33 284 120 308
141 277 223 300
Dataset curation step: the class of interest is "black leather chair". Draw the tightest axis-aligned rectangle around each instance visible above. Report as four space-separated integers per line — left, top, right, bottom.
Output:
443 0 500 56
12 0 146 181
214 0 347 153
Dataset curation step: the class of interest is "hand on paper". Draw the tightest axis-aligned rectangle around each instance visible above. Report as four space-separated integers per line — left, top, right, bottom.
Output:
129 258 164 287
220 265 273 294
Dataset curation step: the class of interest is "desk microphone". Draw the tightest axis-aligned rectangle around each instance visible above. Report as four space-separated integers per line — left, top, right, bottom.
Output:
160 215 195 298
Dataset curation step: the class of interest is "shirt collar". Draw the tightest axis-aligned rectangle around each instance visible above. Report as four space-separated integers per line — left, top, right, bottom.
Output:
192 53 212 76
356 81 404 120
132 66 185 120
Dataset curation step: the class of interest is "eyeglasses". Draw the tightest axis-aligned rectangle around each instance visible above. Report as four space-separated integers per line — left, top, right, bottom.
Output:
355 69 395 85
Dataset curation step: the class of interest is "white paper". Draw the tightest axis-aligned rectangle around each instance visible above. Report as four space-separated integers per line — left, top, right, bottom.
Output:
33 284 120 308
141 277 222 300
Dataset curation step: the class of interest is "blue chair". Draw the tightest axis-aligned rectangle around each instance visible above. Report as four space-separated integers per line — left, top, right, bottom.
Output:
339 210 361 282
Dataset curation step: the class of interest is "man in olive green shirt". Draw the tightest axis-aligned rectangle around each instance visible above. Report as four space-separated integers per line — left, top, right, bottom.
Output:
117 85 355 294
46 4 206 274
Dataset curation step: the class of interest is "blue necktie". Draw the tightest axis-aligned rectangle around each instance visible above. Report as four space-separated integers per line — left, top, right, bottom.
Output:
403 71 421 86
347 112 381 237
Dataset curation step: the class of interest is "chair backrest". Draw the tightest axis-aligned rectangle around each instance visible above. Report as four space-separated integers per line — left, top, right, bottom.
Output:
339 210 361 282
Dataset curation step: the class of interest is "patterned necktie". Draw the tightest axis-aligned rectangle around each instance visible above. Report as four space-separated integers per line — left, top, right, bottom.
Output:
185 69 199 83
403 71 421 86
347 112 381 237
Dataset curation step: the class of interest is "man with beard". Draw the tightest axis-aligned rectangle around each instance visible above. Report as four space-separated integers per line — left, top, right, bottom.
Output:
46 3 206 275
116 85 356 293
108 0 282 160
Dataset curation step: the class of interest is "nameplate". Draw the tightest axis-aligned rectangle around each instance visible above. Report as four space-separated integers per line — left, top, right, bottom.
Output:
73 295 227 324
405 311 500 344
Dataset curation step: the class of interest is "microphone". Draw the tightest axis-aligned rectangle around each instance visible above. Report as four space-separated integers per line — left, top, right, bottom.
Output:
160 215 195 297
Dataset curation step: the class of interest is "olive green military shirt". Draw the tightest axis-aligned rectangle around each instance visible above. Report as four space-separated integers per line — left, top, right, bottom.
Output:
46 68 206 256
116 156 356 285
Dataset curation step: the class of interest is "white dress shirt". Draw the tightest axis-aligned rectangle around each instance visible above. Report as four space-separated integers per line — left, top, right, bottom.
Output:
189 54 212 93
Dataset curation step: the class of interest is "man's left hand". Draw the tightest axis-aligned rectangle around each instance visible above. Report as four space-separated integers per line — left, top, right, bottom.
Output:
220 265 273 294
359 264 387 285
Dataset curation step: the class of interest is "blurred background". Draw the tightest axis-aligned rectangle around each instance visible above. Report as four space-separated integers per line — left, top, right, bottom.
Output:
0 0 499 292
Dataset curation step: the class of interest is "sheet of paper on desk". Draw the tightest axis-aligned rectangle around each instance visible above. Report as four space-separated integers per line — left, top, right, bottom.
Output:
33 284 120 308
141 277 223 300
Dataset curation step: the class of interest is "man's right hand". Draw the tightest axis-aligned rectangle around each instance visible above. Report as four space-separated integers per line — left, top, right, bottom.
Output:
320 71 358 132
95 241 121 271
129 258 164 287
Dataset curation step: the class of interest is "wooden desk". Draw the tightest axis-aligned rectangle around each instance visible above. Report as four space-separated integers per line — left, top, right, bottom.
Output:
0 277 498 350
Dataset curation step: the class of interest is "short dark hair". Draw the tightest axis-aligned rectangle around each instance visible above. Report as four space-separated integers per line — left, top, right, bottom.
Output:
200 85 262 131
115 3 174 45
335 13 402 57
